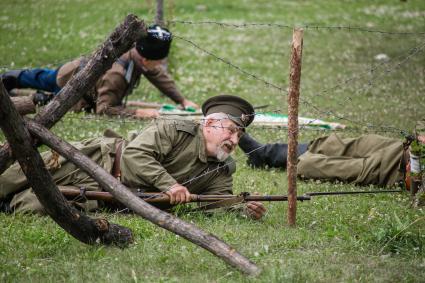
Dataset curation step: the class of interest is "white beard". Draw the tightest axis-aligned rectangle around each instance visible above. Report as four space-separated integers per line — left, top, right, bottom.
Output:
216 141 233 161
216 147 230 162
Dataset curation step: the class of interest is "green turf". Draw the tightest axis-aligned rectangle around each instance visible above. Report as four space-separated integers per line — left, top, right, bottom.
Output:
1 0 425 282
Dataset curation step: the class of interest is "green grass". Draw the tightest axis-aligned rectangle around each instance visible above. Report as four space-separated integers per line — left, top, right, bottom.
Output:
1 0 425 282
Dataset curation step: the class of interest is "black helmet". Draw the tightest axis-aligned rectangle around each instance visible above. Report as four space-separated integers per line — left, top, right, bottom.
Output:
135 25 172 60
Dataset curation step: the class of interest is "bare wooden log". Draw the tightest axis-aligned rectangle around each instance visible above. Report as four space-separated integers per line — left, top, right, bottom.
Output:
11 96 36 115
9 89 35 97
0 14 147 174
0 82 133 247
25 120 261 276
287 28 304 227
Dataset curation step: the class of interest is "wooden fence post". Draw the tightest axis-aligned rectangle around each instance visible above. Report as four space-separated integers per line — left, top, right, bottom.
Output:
155 0 165 26
287 28 304 226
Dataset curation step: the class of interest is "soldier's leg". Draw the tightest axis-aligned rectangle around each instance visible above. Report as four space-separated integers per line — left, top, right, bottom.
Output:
1 70 23 92
298 152 363 183
10 183 100 215
298 135 404 186
0 161 29 213
0 159 34 199
238 133 308 168
9 153 103 214
2 139 109 213
0 150 74 200
308 134 401 157
1 68 61 94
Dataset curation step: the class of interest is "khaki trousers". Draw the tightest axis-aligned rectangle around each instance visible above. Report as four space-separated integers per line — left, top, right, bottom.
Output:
298 134 404 187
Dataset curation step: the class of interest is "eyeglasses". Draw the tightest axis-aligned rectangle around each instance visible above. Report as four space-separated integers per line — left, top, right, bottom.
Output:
221 123 243 139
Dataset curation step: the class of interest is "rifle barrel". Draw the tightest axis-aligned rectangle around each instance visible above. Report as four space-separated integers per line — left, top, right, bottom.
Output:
306 189 402 197
60 188 401 205
60 189 311 204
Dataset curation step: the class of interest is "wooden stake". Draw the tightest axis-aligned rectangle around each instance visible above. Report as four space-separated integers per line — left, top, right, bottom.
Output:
287 28 304 226
154 0 170 70
155 0 165 26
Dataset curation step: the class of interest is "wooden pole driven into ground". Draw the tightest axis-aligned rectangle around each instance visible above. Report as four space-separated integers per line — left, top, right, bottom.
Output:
0 14 146 174
0 82 133 247
155 0 165 26
287 28 304 226
154 0 170 70
24 120 261 276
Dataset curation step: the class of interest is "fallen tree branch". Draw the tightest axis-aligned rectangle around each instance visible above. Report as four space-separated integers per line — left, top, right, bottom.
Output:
11 96 36 115
25 119 261 276
0 82 133 247
0 14 147 174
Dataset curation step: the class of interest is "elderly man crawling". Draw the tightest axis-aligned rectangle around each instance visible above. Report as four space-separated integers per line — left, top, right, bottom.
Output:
0 95 266 219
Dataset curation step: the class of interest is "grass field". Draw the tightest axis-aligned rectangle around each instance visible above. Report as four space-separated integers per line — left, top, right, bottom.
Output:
1 0 425 282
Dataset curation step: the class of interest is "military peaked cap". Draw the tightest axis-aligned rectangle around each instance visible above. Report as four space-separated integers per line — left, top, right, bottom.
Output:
202 95 255 129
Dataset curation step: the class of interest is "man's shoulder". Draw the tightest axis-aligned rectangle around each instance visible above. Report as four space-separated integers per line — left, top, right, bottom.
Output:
100 52 131 80
159 117 199 136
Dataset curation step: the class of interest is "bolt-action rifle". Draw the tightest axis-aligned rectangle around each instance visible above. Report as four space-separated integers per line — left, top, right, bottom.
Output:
60 188 402 205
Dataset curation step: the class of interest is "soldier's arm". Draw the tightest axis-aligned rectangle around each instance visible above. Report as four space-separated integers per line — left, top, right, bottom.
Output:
120 120 178 191
95 70 138 117
143 65 185 104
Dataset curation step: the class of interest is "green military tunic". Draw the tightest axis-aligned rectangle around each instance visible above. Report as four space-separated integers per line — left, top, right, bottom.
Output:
121 118 234 194
297 134 405 187
0 118 234 213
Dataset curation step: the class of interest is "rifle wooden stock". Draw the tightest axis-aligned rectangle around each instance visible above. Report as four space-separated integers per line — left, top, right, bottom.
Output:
60 188 312 204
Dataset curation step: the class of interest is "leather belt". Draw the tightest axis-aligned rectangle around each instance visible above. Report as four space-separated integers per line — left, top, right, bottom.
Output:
112 139 124 179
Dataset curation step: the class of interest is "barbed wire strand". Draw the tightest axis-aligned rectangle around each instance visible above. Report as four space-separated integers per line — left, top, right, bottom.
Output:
308 40 425 106
0 19 422 204
169 20 425 36
174 34 424 135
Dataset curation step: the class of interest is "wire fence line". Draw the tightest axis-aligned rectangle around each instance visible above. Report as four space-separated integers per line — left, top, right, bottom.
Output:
306 40 425 106
174 34 424 136
1 20 423 139
0 18 422 210
174 35 288 91
2 19 424 71
169 20 425 36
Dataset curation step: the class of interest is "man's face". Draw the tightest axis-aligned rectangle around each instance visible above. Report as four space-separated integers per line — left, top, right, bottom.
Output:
131 48 163 70
140 58 162 70
204 118 244 161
